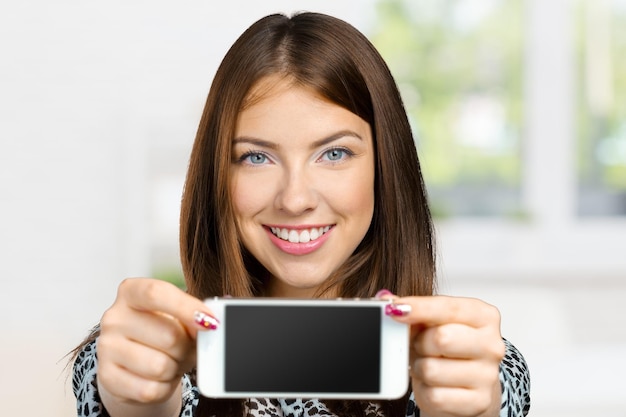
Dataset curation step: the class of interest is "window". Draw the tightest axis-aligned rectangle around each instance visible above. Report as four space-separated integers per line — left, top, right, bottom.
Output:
576 0 626 216
370 0 524 218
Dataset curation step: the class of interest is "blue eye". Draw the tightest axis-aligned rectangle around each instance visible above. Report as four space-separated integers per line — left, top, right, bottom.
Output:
239 151 269 165
249 153 267 164
322 147 353 162
326 149 344 161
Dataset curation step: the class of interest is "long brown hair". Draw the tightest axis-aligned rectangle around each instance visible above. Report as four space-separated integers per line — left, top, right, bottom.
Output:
182 12 435 416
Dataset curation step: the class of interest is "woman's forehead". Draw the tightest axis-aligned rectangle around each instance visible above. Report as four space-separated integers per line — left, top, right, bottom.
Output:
241 74 318 110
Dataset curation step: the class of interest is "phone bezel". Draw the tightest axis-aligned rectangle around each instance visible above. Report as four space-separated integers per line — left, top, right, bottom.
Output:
197 297 409 399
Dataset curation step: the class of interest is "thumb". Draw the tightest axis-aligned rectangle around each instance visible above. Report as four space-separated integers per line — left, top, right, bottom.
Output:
119 278 219 339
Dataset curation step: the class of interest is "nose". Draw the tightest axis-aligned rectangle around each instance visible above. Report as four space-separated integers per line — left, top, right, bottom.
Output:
274 168 319 216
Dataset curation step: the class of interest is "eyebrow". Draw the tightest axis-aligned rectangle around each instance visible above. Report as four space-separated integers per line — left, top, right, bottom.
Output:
232 136 278 149
232 130 363 149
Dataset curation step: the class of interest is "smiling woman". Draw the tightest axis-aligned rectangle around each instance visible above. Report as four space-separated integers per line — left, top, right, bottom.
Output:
71 11 530 417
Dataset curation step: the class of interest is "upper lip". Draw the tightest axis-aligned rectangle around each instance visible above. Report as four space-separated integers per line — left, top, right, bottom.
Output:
265 224 333 230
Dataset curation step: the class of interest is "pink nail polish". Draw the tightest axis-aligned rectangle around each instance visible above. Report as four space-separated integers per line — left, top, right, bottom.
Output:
375 289 393 298
385 303 412 317
194 311 219 330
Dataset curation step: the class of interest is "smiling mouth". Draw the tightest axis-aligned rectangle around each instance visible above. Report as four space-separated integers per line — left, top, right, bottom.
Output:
269 226 332 243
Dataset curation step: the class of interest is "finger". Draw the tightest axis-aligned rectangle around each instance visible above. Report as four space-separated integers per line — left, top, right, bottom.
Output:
121 310 193 362
100 297 195 363
97 360 179 404
374 289 398 301
411 357 497 389
99 334 182 382
117 278 217 338
412 381 493 417
390 295 502 328
412 323 490 359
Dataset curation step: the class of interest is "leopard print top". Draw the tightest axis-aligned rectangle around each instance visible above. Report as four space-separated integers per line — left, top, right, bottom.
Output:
73 339 530 416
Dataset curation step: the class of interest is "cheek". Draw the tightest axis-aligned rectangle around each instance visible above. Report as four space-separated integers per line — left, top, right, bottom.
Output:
329 170 375 218
231 174 266 218
354 179 375 216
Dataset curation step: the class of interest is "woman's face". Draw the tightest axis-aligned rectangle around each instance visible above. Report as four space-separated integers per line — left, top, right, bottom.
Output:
231 76 375 298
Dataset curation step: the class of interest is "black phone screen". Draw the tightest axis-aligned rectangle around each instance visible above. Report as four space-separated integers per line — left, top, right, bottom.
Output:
224 304 381 394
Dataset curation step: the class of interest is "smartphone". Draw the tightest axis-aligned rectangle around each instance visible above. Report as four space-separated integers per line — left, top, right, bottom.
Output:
196 297 409 399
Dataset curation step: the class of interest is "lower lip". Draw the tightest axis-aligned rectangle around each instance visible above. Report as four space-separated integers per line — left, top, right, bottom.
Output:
266 227 332 255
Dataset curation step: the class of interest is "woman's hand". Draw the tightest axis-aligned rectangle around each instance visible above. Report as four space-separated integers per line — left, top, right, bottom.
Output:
384 294 505 417
96 278 216 417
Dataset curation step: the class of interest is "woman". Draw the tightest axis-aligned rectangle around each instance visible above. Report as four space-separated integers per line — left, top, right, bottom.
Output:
72 12 530 417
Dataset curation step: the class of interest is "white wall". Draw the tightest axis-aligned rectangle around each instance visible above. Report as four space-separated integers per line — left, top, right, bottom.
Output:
1 1 624 416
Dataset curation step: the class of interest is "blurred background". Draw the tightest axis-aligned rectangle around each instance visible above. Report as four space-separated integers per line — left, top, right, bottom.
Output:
1 0 625 415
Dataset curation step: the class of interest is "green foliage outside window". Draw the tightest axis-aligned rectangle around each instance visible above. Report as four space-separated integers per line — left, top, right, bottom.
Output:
369 0 524 217
576 0 626 190
154 265 186 290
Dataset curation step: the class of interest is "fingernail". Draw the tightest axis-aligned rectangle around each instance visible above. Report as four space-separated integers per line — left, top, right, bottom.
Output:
385 303 412 317
194 311 219 330
375 289 393 299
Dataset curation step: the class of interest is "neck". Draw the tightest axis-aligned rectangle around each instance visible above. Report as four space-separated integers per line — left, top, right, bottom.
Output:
266 280 338 299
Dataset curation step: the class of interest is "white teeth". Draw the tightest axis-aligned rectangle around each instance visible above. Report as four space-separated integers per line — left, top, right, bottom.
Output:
270 226 331 243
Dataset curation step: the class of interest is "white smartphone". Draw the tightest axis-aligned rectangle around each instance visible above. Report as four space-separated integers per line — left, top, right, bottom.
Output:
197 297 409 399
